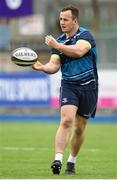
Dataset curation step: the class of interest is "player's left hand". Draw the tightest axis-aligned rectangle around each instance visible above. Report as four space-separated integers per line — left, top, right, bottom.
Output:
45 35 59 49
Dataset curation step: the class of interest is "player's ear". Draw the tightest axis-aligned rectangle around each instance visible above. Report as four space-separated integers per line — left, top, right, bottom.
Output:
73 18 78 24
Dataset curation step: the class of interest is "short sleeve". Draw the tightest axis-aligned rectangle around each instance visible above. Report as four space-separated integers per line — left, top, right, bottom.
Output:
79 31 96 48
51 48 60 55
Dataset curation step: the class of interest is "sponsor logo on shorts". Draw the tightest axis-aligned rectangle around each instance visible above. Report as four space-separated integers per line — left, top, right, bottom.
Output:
62 98 68 103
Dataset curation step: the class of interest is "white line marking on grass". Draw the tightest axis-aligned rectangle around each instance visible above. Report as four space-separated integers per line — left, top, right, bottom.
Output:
2 179 116 180
0 147 35 151
87 148 100 152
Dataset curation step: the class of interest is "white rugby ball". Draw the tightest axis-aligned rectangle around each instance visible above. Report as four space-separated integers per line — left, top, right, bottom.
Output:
11 47 38 66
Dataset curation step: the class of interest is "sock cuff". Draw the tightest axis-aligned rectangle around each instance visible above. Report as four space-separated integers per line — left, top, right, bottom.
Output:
67 154 76 163
55 153 63 163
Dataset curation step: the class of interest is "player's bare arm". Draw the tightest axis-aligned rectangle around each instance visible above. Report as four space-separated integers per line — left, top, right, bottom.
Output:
32 55 61 74
45 35 91 58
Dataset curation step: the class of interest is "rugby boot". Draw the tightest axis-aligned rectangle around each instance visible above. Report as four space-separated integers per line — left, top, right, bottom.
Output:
51 160 62 175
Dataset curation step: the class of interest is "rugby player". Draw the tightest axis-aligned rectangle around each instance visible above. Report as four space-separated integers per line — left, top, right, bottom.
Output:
32 5 98 175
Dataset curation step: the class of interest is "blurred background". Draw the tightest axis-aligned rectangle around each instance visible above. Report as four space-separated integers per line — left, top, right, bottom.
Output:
0 0 117 121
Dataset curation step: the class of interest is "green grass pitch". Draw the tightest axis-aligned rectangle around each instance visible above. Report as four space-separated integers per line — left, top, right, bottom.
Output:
0 121 117 179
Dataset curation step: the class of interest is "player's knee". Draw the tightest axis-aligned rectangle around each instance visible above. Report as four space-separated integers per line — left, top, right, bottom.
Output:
61 115 73 129
74 126 84 136
74 115 87 135
74 120 86 136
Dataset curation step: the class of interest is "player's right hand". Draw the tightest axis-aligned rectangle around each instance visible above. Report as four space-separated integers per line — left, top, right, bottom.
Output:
32 60 44 71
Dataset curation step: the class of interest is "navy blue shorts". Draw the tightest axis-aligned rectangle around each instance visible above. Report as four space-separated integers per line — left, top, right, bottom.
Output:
60 80 98 119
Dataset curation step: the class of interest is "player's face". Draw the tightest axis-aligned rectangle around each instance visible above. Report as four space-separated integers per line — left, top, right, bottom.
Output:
59 10 77 34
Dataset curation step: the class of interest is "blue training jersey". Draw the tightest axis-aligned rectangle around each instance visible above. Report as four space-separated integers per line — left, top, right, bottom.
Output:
51 27 98 86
